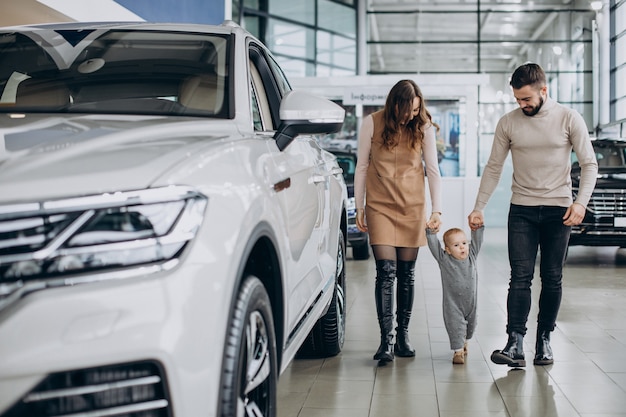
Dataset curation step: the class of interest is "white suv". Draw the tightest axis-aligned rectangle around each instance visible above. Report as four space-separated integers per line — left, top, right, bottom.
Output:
0 21 348 417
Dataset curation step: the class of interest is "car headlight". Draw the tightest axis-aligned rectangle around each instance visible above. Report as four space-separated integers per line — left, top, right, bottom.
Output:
0 186 207 296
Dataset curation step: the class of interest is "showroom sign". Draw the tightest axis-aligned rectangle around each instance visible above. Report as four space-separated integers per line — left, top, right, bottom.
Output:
343 87 389 105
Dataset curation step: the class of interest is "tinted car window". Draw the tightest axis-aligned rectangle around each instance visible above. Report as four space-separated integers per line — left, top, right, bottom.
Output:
335 154 356 182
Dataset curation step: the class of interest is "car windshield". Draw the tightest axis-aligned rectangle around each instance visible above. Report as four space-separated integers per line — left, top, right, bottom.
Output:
0 28 230 117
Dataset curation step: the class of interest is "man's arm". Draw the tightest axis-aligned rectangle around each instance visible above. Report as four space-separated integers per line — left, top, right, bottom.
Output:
563 111 598 226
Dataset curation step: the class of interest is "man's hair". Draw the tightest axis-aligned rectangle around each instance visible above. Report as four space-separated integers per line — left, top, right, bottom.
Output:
510 63 546 90
443 227 465 248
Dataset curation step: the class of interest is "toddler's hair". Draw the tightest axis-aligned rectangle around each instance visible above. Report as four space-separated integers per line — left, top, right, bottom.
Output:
443 227 466 248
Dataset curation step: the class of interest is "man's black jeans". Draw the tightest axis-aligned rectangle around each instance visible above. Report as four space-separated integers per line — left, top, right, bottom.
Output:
506 204 571 336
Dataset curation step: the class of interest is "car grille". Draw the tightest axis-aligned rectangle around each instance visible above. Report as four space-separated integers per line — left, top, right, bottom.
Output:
1 361 171 417
585 189 626 215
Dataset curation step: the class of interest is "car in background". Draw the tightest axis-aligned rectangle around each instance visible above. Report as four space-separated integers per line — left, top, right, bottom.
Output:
0 21 348 417
329 150 370 260
325 135 359 153
570 138 626 248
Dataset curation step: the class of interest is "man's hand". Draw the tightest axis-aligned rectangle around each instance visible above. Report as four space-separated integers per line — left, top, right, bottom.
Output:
563 203 586 226
468 210 484 231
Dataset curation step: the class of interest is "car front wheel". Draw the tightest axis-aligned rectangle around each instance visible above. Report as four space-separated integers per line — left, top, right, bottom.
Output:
220 275 277 417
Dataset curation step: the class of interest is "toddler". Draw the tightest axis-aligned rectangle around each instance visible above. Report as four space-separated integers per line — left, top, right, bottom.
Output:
426 225 484 364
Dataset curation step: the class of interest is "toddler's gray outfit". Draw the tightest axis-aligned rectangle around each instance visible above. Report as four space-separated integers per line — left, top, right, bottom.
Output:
426 226 484 351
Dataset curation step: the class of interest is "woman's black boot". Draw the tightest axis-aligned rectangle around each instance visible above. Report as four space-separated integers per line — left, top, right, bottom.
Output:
373 260 396 362
491 331 526 367
394 260 416 357
533 329 554 365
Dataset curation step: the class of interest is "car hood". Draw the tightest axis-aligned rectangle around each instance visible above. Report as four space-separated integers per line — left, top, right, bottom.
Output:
572 168 626 189
0 114 241 203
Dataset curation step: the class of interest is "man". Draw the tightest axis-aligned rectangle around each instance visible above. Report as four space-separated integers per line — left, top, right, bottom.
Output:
468 63 598 367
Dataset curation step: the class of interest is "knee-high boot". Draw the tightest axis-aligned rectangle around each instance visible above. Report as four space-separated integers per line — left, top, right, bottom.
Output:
395 260 416 357
373 259 396 362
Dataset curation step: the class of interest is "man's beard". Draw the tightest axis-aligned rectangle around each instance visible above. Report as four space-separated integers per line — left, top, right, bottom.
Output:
522 96 544 116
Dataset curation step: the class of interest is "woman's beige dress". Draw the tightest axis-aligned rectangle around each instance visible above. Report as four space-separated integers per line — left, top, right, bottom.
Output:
366 110 427 247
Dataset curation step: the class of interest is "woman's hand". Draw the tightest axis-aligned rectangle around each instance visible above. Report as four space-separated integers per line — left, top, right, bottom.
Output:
426 212 441 232
356 208 368 232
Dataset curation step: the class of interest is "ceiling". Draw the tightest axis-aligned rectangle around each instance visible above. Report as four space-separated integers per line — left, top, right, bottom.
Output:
366 0 595 74
2 0 597 76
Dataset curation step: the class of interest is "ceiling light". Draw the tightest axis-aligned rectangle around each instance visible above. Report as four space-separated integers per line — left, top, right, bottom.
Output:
590 1 603 10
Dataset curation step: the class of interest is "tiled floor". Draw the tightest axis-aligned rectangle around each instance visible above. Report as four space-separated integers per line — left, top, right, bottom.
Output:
278 227 626 417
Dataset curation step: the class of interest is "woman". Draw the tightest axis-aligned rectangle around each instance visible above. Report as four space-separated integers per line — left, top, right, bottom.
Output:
354 79 442 362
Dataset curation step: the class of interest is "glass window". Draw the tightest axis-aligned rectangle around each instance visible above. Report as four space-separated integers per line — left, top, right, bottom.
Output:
368 12 477 42
316 31 356 72
243 16 261 38
269 0 315 25
273 56 314 78
318 0 356 37
615 66 626 120
250 83 263 131
616 36 626 68
267 19 315 60
315 64 356 77
368 43 478 73
267 54 292 96
615 2 626 34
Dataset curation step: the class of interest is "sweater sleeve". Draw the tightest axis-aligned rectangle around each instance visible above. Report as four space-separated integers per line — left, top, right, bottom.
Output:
422 124 443 214
354 115 373 210
473 117 511 211
470 226 484 257
425 228 444 263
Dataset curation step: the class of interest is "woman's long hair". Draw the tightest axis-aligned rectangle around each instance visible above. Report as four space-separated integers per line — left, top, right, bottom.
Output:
381 79 438 150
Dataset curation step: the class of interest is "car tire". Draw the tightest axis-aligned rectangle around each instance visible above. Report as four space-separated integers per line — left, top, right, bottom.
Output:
220 275 277 417
296 229 347 358
352 241 370 260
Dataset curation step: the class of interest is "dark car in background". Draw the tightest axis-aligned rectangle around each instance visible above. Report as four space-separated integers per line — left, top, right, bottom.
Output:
330 150 370 260
570 138 626 247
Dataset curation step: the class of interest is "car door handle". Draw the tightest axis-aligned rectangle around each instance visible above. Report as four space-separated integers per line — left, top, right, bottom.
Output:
309 175 326 184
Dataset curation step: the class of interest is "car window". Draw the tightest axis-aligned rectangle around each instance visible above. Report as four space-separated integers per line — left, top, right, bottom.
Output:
597 148 625 167
0 30 231 118
334 154 356 182
249 59 272 131
248 43 283 129
266 54 292 97
572 142 626 168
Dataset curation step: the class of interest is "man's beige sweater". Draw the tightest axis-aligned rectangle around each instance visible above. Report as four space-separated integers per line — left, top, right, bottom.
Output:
474 96 598 211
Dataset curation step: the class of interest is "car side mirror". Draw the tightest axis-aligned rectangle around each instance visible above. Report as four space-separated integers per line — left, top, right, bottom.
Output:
274 90 345 151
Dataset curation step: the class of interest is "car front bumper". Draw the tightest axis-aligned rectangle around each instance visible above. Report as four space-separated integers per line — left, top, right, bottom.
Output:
0 261 229 417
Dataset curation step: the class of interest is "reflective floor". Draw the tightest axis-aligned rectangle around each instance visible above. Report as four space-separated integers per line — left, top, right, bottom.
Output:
278 228 626 417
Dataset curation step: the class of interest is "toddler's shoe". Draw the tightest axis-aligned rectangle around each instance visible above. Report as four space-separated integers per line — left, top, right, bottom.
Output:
463 341 468 357
452 350 465 364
